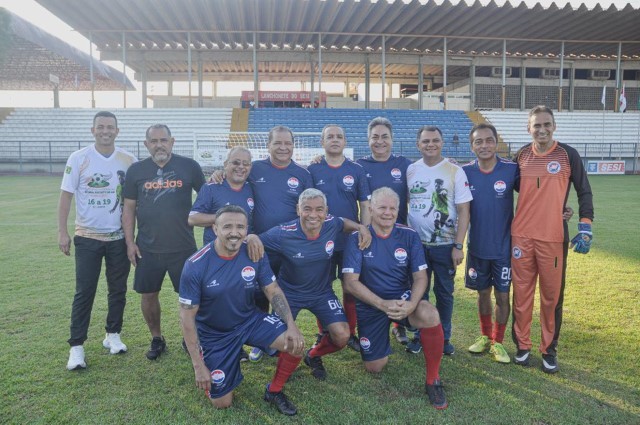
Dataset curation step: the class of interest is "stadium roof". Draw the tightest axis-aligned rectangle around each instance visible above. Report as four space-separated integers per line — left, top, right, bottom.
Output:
0 8 134 91
34 0 640 82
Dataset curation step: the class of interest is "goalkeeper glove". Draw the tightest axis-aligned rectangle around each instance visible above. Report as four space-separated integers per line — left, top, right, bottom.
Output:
570 222 592 254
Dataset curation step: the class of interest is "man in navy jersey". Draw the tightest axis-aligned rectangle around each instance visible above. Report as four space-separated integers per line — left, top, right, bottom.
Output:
179 206 304 415
246 189 371 392
343 187 447 410
462 124 518 364
357 117 414 345
189 147 254 246
308 124 371 352
122 124 205 361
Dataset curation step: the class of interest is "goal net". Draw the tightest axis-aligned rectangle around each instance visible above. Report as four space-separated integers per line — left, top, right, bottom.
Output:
192 131 353 172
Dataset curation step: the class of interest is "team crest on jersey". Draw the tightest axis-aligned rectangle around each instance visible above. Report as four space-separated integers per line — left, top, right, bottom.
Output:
391 168 402 179
468 268 478 280
211 369 225 385
494 180 506 193
512 246 522 259
394 248 408 262
247 198 254 209
325 240 335 255
287 177 299 188
241 266 256 281
342 175 355 187
547 161 561 174
359 337 371 351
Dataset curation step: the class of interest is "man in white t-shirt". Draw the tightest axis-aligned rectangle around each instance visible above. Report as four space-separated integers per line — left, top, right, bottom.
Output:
406 125 472 356
58 111 137 371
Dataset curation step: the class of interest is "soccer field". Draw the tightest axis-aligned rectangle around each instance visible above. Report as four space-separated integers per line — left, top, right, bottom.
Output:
0 175 638 424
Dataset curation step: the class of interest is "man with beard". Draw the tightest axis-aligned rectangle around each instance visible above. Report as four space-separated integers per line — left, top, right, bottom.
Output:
122 124 205 360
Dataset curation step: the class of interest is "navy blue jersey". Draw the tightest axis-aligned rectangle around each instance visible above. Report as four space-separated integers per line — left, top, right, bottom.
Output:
178 243 275 333
308 158 370 250
190 181 254 245
357 155 412 224
249 158 314 233
462 157 519 260
259 216 344 302
342 224 427 300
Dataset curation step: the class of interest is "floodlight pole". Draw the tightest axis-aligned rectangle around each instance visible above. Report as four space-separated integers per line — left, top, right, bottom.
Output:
188 32 192 108
418 56 423 110
615 42 622 113
122 32 127 108
89 32 95 108
365 54 370 109
558 41 564 112
443 37 447 110
318 33 322 107
501 39 506 111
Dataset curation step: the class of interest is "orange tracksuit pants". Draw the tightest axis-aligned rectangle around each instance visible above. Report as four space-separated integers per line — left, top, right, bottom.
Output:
511 236 568 355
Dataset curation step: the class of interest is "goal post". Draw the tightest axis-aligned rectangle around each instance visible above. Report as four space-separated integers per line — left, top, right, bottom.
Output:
192 131 353 172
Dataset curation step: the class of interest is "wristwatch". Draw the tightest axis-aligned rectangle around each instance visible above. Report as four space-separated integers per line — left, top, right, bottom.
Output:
453 243 463 250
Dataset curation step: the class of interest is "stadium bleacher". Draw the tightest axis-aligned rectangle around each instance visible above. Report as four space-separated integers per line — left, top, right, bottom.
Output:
248 108 475 160
482 110 640 158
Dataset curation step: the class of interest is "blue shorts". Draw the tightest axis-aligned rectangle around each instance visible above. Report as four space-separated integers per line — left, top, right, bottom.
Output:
199 311 286 399
464 253 511 293
288 290 347 327
357 290 413 362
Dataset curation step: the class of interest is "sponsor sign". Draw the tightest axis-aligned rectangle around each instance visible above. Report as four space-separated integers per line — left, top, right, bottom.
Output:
587 161 625 175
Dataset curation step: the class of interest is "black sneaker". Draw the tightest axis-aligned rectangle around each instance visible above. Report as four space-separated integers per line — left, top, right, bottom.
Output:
406 337 422 354
303 349 327 380
443 340 455 356
426 379 448 410
346 335 361 352
541 353 559 374
264 384 297 416
239 349 249 362
514 349 531 366
146 336 166 360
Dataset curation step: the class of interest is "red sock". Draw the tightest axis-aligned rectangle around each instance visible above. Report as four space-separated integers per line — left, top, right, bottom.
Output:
343 293 357 336
480 313 493 337
420 325 444 385
492 322 507 344
309 333 343 357
269 352 301 393
316 318 324 335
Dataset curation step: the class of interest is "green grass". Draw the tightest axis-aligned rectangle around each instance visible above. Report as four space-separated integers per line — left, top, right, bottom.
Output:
0 175 638 424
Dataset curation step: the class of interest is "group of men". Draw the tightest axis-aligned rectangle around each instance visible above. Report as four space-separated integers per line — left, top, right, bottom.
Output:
58 106 593 415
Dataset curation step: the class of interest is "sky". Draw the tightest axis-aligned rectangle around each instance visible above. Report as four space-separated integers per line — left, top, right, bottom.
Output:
0 0 638 107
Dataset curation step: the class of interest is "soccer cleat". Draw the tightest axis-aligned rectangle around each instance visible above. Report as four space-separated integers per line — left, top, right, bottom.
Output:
405 337 422 354
443 340 455 356
346 335 361 352
249 347 264 362
311 332 324 349
67 345 87 371
542 353 559 374
102 332 127 354
514 349 531 366
146 336 167 360
239 349 249 362
264 384 297 416
425 379 448 410
468 335 490 354
392 326 409 345
303 349 327 380
489 343 510 364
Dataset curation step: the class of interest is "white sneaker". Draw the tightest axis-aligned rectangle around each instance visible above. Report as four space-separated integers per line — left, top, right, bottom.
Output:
103 332 128 354
67 345 87 370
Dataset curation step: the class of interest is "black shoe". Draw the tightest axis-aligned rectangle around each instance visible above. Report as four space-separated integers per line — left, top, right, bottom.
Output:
514 349 531 366
426 379 448 410
181 338 189 355
541 353 559 374
346 335 361 352
443 340 455 356
239 349 249 362
264 384 297 416
146 336 166 360
303 349 327 380
406 337 422 354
